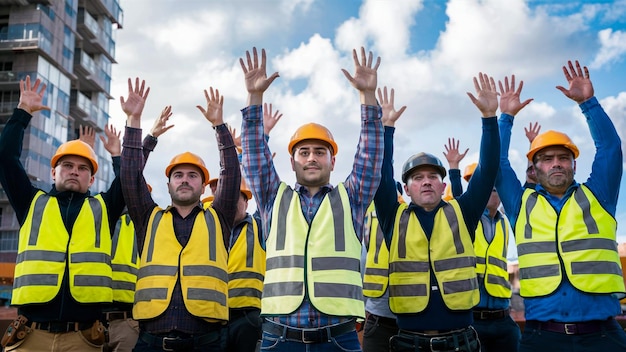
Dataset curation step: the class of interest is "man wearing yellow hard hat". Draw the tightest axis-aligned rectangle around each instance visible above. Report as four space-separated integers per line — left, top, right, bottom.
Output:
120 79 241 351
0 76 126 350
495 61 626 351
239 46 384 350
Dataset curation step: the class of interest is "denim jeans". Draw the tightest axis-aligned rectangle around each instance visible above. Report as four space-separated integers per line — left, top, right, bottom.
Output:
472 315 520 352
260 329 361 351
520 319 626 352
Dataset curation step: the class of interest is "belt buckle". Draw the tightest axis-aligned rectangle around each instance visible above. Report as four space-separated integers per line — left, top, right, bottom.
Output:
564 324 577 335
479 311 488 319
301 328 319 344
162 336 180 351
429 336 447 352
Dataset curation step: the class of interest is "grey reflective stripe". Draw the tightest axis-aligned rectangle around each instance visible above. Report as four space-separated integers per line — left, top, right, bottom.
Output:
389 283 427 297
229 271 264 281
517 241 554 256
519 264 560 279
74 274 112 287
266 255 305 270
433 257 475 271
13 274 58 288
137 264 178 279
314 282 362 299
500 219 508 258
364 268 387 277
487 274 511 289
230 287 262 299
476 257 486 265
488 256 507 271
561 238 616 252
397 209 411 258
263 282 303 297
245 222 254 267
524 193 539 239
28 194 50 245
311 257 359 272
373 222 384 264
187 287 227 306
573 189 599 234
442 205 464 254
275 187 293 251
389 261 429 273
112 263 138 275
71 252 110 264
327 190 345 252
442 278 477 294
135 287 168 302
17 250 65 263
112 280 135 291
87 197 103 248
571 261 622 276
183 265 228 282
363 282 384 292
202 209 217 262
146 211 164 263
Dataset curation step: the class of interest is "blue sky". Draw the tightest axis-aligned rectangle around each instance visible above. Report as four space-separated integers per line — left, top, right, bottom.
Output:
109 0 626 252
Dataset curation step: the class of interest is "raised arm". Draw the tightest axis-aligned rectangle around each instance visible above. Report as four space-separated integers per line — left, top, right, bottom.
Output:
342 47 380 106
443 137 468 197
79 125 96 149
240 47 279 107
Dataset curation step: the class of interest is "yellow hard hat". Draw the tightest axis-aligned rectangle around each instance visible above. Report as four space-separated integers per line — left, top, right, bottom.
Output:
463 162 477 182
527 130 579 161
165 152 210 186
51 140 98 175
240 178 252 200
288 123 338 156
443 183 453 201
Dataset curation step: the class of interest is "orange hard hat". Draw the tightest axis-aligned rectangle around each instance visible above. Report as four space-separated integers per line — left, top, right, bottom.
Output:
208 178 218 187
463 162 477 182
51 140 98 175
146 183 153 193
288 123 338 156
202 195 214 204
527 130 579 161
165 152 210 185
443 183 453 201
240 178 252 200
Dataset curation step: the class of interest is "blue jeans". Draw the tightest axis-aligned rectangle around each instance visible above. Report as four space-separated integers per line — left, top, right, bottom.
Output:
520 319 626 352
260 329 361 351
472 315 520 352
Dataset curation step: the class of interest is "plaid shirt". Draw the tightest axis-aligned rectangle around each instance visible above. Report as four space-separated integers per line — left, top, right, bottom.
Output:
121 124 240 334
241 104 383 328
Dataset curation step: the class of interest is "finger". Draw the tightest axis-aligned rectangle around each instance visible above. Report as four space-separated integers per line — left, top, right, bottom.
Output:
341 69 355 85
204 89 210 102
567 61 576 78
253 47 259 69
575 60 583 77
139 79 145 95
25 75 31 90
377 88 383 103
461 148 469 157
239 58 248 74
472 77 480 93
196 105 207 115
498 80 504 94
583 65 590 79
261 48 267 70
373 56 381 71
144 87 150 99
246 50 253 70
384 87 389 103
134 77 140 93
32 78 41 92
467 92 478 105
367 51 373 68
267 72 280 86
510 75 516 91
20 78 25 93
389 88 394 105
360 47 366 66
397 106 407 117
516 80 524 96
562 65 572 82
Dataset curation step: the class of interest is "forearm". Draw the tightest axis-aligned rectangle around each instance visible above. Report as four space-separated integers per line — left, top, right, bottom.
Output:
142 134 158 165
374 126 399 246
212 124 241 243
494 114 524 221
449 169 463 197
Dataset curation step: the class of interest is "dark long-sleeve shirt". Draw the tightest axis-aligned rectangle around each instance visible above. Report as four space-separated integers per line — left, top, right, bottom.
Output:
121 124 240 334
375 118 500 331
0 108 125 323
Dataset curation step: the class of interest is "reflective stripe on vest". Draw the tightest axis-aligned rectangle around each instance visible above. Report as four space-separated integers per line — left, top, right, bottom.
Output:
389 201 478 313
12 191 112 305
133 206 228 321
111 214 139 303
516 186 625 297
363 204 389 298
228 217 266 309
262 182 364 317
474 214 511 298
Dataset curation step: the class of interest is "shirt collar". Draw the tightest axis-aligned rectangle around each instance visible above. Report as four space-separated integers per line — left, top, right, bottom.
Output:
294 183 334 196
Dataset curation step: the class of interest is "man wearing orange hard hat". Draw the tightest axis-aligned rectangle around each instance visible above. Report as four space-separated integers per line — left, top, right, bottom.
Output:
121 79 240 351
495 61 626 351
0 76 126 350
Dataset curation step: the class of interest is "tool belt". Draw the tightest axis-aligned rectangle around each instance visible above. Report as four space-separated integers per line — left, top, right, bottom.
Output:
1 315 31 348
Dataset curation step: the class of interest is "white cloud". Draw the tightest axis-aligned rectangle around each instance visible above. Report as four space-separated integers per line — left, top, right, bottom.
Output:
591 29 626 68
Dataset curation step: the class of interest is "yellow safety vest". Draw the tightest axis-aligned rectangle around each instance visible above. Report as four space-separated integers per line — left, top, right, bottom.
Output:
228 217 266 309
262 182 364 318
362 204 389 298
133 206 229 321
516 186 625 297
389 201 478 313
111 214 139 304
12 191 112 305
474 214 511 298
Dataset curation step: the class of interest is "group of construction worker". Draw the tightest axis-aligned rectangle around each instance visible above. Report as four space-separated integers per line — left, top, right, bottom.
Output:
0 46 624 352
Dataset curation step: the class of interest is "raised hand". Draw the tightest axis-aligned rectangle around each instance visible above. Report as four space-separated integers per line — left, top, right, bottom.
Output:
120 78 150 127
342 47 381 105
377 86 406 127
467 72 499 118
443 138 469 170
263 103 283 136
196 87 224 127
99 124 121 157
78 125 96 149
240 47 279 106
524 121 541 144
556 60 594 104
498 75 533 117
228 125 242 149
17 75 50 114
150 105 174 138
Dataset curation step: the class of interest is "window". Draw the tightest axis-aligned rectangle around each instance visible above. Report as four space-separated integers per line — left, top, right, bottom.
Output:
0 231 17 253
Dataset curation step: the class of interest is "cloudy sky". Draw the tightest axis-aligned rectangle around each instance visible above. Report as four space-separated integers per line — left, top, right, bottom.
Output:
107 0 626 248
